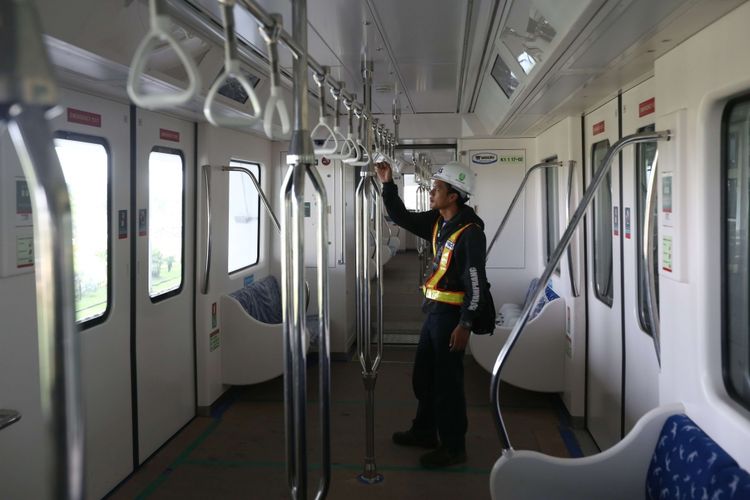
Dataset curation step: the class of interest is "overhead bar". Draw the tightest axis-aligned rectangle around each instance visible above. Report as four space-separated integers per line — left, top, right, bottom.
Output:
490 130 671 451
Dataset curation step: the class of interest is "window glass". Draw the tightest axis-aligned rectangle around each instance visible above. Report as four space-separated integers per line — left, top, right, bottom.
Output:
228 160 261 273
148 149 184 299
544 159 560 273
55 135 110 324
723 96 750 409
402 173 420 211
491 55 519 99
635 124 659 335
592 139 613 306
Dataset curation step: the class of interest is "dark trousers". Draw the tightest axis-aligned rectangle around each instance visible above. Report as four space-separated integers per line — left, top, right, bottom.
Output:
412 308 468 451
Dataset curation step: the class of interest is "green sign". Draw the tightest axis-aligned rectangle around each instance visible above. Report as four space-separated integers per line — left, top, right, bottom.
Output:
209 330 220 352
16 236 34 268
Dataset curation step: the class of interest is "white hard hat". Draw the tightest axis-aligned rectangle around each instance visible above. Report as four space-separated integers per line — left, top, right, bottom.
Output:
431 161 475 197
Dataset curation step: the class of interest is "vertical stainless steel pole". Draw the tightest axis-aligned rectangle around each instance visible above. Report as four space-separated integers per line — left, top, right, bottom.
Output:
356 60 384 485
2 2 85 498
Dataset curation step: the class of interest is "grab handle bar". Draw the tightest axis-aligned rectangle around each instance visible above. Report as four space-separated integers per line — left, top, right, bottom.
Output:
201 165 212 294
3 3 85 495
329 85 349 160
127 0 201 109
259 13 290 139
342 95 361 164
565 160 580 297
486 160 564 260
204 0 262 128
491 130 671 451
221 165 280 232
0 410 21 431
311 68 338 156
643 150 661 365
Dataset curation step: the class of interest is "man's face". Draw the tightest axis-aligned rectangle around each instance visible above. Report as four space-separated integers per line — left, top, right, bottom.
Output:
429 180 457 210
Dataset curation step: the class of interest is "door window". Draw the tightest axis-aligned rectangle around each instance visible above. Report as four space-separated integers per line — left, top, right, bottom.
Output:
592 139 613 306
55 133 111 325
227 160 261 273
635 124 659 335
148 148 184 300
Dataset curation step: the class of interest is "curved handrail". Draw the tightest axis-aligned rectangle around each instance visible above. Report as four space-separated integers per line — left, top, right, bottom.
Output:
8 106 85 500
127 0 201 109
643 150 661 365
204 0 262 128
221 165 280 232
312 69 338 156
486 161 564 260
490 130 671 451
201 165 212 295
565 160 580 297
0 410 21 431
259 13 290 138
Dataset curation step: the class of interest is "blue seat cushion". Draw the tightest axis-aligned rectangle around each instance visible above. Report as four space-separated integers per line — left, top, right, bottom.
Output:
646 414 750 499
229 275 282 324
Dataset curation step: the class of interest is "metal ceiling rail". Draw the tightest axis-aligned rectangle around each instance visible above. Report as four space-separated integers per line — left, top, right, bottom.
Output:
233 0 394 134
490 130 671 452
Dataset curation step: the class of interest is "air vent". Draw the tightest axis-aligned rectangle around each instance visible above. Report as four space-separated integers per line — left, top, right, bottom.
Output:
216 67 261 105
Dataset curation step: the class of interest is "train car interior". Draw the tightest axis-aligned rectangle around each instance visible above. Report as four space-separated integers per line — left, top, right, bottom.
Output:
2 0 750 498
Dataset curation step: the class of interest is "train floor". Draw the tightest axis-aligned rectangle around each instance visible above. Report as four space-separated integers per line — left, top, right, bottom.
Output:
109 346 586 499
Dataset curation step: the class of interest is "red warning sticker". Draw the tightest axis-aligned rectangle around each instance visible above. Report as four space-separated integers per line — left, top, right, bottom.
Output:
639 97 655 118
593 121 605 135
159 128 180 142
67 108 102 128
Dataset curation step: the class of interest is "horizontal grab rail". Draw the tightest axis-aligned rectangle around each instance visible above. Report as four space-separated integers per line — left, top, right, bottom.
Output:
491 130 671 451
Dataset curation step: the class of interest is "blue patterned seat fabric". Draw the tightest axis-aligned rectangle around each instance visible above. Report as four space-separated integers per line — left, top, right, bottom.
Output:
646 414 750 499
228 275 320 342
524 278 561 321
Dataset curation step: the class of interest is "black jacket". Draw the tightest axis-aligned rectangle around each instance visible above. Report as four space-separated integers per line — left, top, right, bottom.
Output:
382 181 488 327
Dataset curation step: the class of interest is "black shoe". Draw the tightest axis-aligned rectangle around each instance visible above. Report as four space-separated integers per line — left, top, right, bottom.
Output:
419 447 467 468
392 427 439 448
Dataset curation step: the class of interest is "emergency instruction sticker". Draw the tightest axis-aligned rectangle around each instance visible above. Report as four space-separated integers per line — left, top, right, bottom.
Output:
662 173 673 226
662 236 673 273
118 210 128 239
209 330 220 352
138 209 148 236
613 206 619 236
624 207 631 239
16 236 34 268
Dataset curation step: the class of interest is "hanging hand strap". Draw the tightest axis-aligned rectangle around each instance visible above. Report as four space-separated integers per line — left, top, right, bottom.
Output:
311 68 338 156
127 0 201 109
342 95 360 164
259 13 290 138
204 0 262 128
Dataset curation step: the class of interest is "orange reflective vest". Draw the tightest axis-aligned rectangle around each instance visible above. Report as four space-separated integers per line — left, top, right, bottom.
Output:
422 219 474 305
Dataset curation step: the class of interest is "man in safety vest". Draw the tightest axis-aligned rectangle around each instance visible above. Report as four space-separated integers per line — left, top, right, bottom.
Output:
375 160 488 468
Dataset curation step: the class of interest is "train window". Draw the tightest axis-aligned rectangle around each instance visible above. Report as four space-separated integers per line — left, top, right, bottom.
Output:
636 124 659 336
402 173 419 211
228 160 261 273
592 139 613 306
54 133 110 326
148 148 184 300
722 95 750 409
544 156 561 274
491 55 518 99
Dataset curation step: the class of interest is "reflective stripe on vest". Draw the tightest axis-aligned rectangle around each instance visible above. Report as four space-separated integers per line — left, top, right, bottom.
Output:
422 220 474 305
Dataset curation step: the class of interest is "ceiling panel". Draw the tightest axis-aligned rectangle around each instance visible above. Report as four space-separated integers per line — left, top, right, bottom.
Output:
396 63 459 113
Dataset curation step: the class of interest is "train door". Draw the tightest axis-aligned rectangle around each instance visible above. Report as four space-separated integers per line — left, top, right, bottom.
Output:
0 89 133 499
134 110 195 462
584 98 623 450
620 82 660 433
